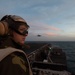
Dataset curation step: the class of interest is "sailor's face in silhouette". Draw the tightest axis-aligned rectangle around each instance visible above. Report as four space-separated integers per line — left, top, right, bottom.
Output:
12 25 28 45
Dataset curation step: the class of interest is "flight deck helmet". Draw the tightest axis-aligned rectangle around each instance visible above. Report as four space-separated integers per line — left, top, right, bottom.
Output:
0 15 29 36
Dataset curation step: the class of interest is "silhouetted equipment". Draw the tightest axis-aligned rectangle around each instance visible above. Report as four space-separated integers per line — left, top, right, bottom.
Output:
28 44 71 75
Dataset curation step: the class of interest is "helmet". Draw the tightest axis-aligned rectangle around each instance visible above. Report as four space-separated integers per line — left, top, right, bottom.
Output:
0 15 29 36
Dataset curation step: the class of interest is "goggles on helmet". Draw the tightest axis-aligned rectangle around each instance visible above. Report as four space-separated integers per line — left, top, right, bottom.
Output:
12 28 28 36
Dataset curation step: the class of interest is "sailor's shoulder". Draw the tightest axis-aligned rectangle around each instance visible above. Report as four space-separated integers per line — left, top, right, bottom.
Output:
0 47 26 61
0 53 29 75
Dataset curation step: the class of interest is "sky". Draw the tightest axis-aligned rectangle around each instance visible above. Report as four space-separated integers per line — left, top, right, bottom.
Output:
0 0 75 41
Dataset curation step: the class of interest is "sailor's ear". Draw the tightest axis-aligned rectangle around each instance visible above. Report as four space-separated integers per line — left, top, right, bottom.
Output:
0 21 9 36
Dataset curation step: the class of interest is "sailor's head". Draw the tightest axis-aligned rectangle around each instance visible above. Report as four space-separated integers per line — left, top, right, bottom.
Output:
0 15 30 45
0 15 29 36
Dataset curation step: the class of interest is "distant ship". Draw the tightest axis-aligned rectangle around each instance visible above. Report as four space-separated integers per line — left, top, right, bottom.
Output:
28 44 72 75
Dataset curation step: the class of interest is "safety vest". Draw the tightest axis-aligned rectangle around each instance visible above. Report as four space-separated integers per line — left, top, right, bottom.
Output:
0 47 32 75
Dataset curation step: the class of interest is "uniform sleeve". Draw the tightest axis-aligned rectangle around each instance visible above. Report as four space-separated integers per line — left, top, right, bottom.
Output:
0 53 30 75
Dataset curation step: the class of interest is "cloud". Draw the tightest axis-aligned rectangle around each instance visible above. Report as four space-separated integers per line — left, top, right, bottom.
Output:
0 0 75 41
44 32 59 36
29 21 62 31
49 26 61 31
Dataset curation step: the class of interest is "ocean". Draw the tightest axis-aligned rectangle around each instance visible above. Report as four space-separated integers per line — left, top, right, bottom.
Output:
25 41 75 75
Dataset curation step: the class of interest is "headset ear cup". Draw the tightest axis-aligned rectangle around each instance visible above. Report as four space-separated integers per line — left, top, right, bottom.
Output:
0 21 8 35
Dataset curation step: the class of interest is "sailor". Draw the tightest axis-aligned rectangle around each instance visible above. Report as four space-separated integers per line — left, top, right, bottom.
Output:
0 15 32 75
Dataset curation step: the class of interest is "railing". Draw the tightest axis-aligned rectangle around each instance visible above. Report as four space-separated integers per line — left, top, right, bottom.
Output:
27 44 49 61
